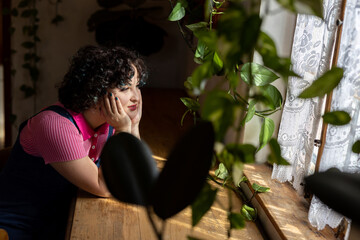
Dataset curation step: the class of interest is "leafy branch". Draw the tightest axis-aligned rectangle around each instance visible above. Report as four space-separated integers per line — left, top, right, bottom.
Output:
166 0 332 238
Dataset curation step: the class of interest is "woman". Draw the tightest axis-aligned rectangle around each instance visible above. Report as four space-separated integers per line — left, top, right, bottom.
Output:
0 45 148 239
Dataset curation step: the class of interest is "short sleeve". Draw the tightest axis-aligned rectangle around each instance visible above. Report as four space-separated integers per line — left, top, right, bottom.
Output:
31 112 88 164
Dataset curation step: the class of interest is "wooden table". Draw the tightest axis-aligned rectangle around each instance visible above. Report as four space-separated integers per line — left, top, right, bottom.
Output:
65 168 264 240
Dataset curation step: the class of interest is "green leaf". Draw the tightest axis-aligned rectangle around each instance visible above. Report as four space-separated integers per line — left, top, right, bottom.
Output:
51 15 65 25
212 51 223 74
186 21 208 32
184 77 194 92
229 212 245 229
194 29 217 51
239 176 248 183
9 27 16 35
267 138 290 165
226 144 257 164
275 0 323 18
258 118 275 151
22 26 30 35
194 40 208 62
22 63 31 69
240 14 262 54
21 9 38 18
352 140 360 154
191 61 213 92
168 0 187 21
232 161 244 187
11 8 19 17
24 53 35 61
252 183 270 193
180 97 200 111
218 149 235 171
18 0 31 8
202 90 237 141
20 84 35 98
298 67 343 98
241 62 279 86
260 84 283 110
29 67 40 82
21 41 35 49
244 100 256 123
256 32 296 79
241 204 257 221
191 182 218 226
322 111 351 126
227 69 239 90
215 163 228 180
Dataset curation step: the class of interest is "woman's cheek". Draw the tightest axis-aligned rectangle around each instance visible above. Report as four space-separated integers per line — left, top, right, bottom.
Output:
127 109 138 119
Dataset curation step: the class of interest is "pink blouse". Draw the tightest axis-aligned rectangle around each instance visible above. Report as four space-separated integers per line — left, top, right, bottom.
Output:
20 103 113 164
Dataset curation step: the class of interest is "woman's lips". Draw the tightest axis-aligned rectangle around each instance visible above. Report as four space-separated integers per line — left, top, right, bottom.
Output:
128 105 137 111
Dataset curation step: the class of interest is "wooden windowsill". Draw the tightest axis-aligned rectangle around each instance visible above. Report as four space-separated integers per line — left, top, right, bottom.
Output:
241 163 337 240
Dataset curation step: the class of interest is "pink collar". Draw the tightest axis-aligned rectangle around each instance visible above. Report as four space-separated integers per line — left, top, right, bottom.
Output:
55 102 109 141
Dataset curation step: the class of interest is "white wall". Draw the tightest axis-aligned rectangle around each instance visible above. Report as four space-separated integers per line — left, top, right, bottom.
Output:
243 0 297 162
11 0 192 142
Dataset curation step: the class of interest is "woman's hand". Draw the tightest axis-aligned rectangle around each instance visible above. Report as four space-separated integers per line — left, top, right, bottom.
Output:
131 94 142 138
101 92 131 133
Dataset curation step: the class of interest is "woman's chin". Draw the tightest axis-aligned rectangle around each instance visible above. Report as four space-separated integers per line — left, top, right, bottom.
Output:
127 111 137 120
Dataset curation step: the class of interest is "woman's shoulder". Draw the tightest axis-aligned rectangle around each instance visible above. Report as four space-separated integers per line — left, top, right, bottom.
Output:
28 105 79 131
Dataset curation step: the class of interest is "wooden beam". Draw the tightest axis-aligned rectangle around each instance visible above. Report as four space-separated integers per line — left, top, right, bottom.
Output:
315 0 347 173
1 0 12 147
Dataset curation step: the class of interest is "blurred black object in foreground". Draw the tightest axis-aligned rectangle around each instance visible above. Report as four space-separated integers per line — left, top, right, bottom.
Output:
305 168 360 223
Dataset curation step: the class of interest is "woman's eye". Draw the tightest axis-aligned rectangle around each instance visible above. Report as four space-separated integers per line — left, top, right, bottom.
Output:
120 87 129 91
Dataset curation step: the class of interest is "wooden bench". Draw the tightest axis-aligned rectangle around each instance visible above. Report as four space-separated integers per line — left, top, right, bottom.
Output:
241 164 337 240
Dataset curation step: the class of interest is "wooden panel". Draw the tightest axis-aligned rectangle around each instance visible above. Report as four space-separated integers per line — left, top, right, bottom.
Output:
242 164 336 240
140 88 193 159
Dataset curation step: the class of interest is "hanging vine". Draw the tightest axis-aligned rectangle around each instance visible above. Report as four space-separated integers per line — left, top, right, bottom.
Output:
4 0 64 115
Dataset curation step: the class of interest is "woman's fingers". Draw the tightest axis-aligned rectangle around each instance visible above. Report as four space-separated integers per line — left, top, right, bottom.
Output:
103 94 113 115
115 95 126 115
101 91 131 133
109 93 118 114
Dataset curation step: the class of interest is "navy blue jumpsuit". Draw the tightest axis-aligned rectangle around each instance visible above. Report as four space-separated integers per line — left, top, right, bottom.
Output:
0 106 112 239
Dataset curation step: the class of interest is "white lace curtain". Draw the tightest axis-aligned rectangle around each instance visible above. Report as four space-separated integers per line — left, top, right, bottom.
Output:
272 0 360 233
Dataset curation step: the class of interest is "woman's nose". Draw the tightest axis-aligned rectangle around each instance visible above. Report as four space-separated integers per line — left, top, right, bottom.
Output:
130 88 140 102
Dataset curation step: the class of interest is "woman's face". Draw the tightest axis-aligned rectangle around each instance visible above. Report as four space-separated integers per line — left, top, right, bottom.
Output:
112 68 142 120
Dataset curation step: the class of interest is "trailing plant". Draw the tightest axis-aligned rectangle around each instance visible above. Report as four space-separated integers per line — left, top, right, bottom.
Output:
3 0 64 115
166 0 348 238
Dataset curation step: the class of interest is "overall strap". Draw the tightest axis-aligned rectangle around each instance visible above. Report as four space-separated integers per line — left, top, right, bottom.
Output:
17 105 80 136
43 105 80 133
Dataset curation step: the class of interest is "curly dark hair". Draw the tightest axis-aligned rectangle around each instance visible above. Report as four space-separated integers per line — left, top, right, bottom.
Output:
58 45 148 113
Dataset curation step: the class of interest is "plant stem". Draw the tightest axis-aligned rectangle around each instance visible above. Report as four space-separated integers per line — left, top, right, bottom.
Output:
227 188 232 239
207 174 246 201
168 0 196 54
146 207 163 240
246 191 257 204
